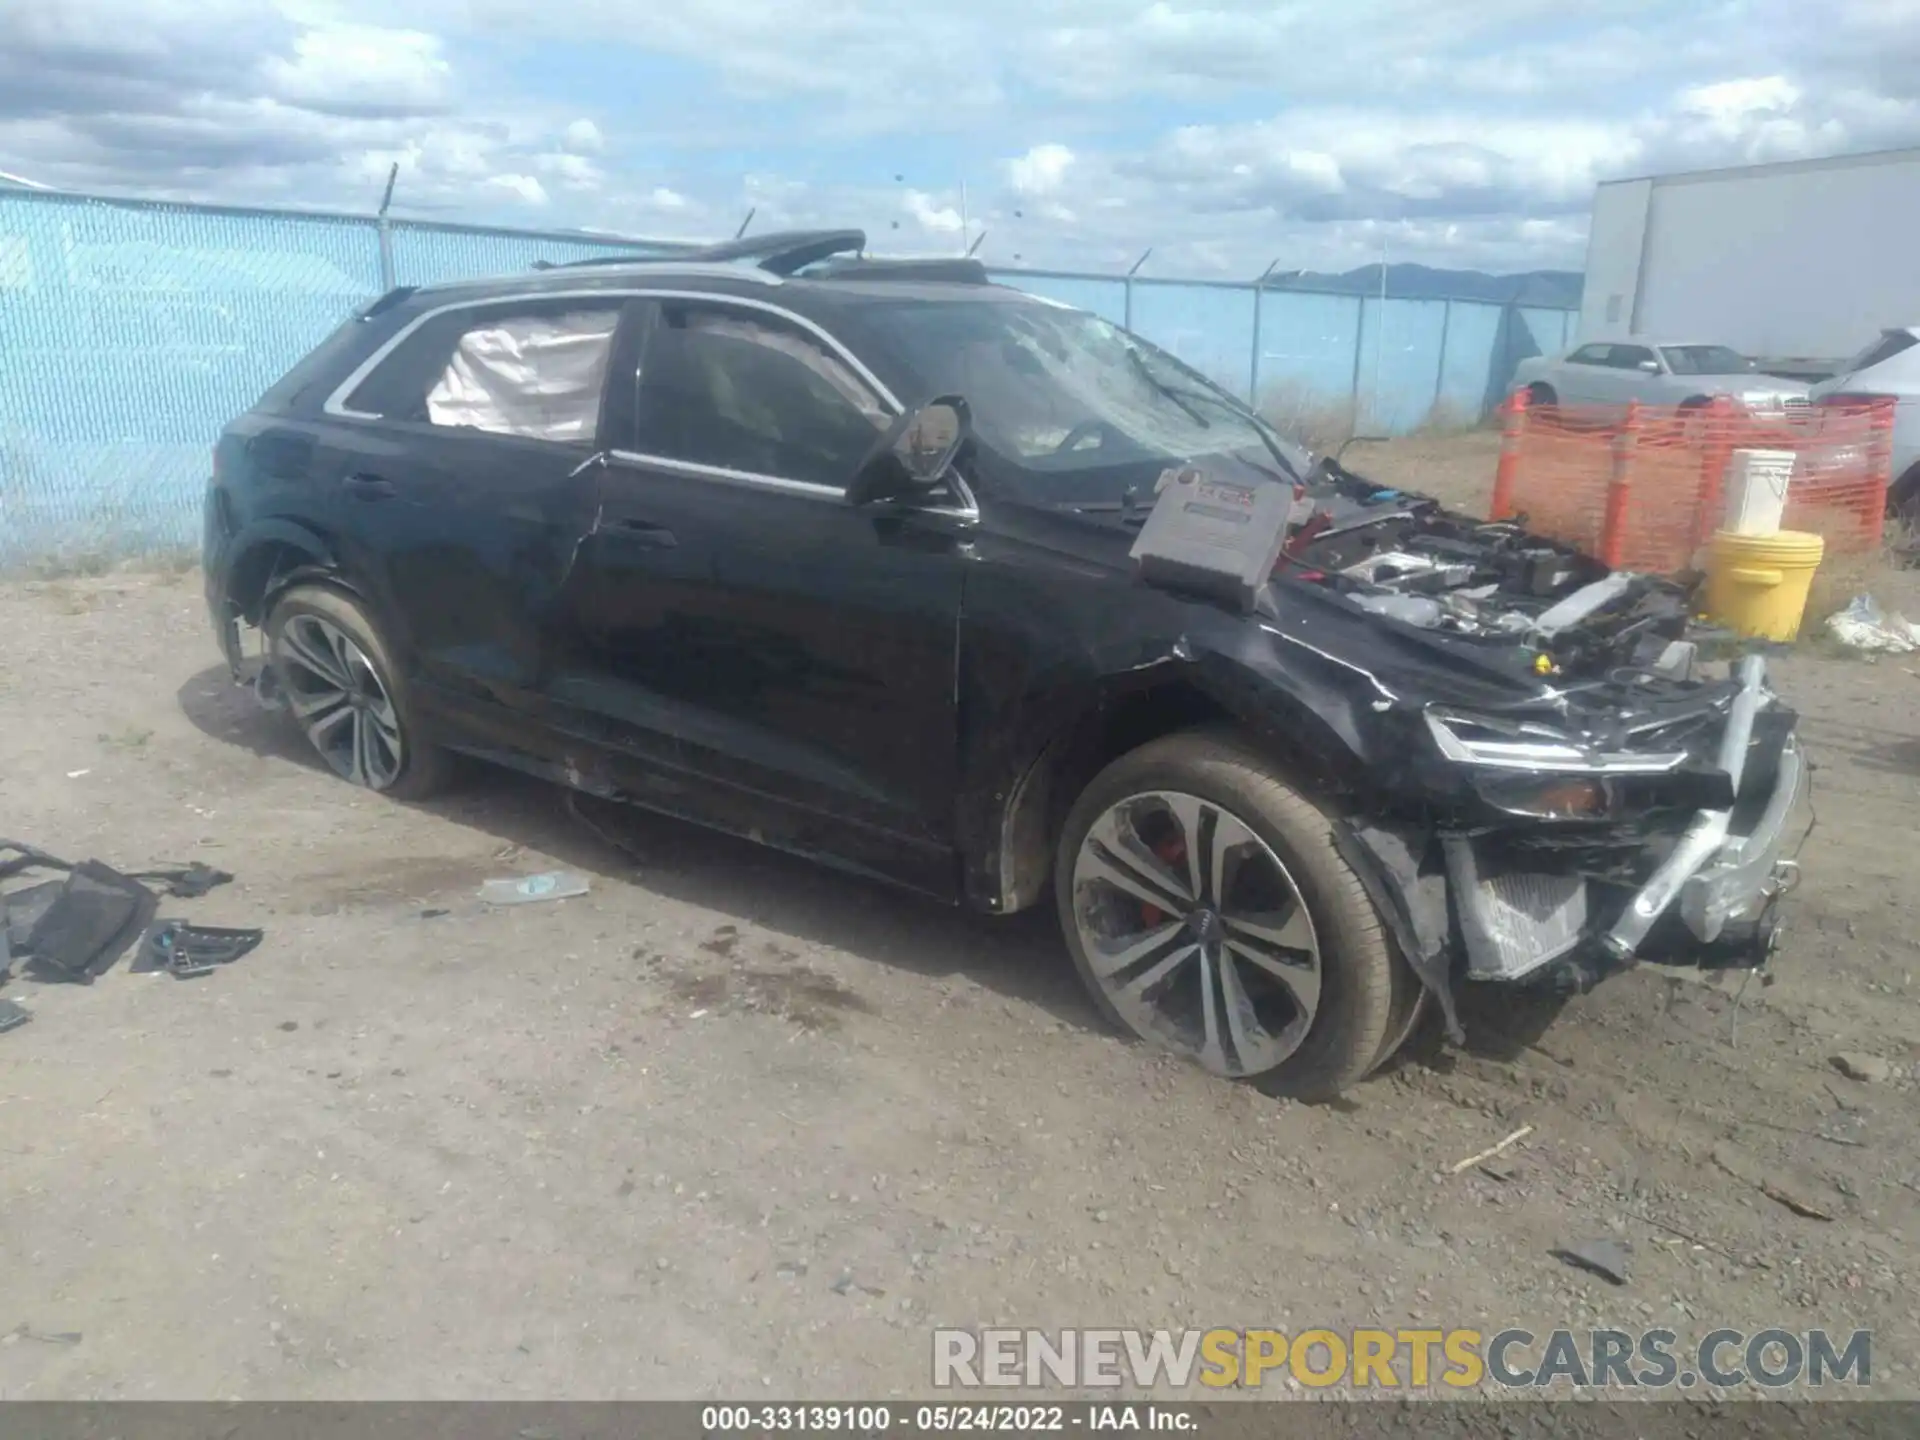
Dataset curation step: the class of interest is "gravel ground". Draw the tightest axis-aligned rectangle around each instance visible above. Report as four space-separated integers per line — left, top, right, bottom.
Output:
2 435 1917 1402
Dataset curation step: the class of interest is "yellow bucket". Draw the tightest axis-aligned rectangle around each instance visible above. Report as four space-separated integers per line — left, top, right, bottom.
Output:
1703 529 1826 641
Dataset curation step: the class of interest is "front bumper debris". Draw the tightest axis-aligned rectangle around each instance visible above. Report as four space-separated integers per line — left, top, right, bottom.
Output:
1678 735 1805 942
1441 653 1805 982
1603 653 1773 959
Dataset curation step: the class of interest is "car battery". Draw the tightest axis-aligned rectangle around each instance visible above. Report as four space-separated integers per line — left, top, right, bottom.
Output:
1128 465 1299 613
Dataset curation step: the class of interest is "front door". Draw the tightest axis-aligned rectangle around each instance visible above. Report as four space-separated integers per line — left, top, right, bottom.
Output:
564 295 972 897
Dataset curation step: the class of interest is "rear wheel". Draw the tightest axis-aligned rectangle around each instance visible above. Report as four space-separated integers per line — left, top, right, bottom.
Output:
264 585 452 801
1054 730 1413 1099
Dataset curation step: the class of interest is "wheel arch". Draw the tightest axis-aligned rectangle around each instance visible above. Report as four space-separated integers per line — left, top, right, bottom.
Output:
973 667 1371 916
220 520 352 625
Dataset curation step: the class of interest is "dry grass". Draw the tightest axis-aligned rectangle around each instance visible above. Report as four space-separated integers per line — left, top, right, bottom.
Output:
1256 379 1490 454
1806 540 1906 635
2 544 200 581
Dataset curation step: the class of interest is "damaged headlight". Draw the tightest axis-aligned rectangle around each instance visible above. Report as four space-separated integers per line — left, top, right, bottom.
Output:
1424 707 1689 775
1472 772 1614 819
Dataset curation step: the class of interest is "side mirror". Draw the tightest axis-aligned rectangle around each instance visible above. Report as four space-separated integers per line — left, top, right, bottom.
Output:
1637 359 1660 373
847 396 970 506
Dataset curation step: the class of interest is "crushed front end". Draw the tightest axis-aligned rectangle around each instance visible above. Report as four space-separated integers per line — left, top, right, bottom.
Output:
1423 653 1804 989
1272 461 1809 1024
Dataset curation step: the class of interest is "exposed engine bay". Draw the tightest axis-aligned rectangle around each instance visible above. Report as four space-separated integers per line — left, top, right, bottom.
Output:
1284 459 1694 679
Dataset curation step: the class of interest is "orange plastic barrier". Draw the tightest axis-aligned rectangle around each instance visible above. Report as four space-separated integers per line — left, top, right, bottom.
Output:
1488 394 1893 575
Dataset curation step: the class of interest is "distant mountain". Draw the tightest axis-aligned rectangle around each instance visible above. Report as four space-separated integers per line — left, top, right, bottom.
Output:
1262 262 1583 308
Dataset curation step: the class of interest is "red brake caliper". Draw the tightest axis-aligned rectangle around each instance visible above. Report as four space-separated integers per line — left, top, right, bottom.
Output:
1140 833 1188 928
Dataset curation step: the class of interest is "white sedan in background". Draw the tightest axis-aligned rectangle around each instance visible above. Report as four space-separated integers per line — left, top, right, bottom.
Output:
1808 326 1920 519
1512 340 1810 412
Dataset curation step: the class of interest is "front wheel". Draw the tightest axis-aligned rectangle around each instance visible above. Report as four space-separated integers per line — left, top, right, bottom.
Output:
1054 730 1413 1099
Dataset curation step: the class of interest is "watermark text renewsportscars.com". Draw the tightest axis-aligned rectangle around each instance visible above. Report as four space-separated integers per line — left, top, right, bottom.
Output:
932 1327 1872 1391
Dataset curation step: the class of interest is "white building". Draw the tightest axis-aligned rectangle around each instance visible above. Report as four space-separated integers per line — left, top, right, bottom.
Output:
1579 146 1920 377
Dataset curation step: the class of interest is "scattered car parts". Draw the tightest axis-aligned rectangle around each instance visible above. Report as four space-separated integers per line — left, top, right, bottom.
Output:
133 921 265 980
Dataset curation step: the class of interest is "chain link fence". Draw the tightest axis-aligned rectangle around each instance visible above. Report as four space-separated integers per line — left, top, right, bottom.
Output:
0 186 1576 561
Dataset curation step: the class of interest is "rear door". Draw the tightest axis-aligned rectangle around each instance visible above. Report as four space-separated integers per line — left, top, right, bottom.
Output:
321 297 624 710
562 294 972 895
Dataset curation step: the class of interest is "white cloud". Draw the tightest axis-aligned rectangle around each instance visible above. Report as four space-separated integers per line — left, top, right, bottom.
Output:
3 0 1920 271
563 117 604 153
903 188 964 234
535 150 603 189
259 22 452 116
1006 142 1074 196
485 172 548 204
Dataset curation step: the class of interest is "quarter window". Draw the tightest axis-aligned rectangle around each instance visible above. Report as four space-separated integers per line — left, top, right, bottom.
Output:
344 304 621 444
632 303 888 488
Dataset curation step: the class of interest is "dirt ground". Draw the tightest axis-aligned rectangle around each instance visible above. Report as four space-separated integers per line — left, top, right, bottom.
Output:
3 434 1918 1402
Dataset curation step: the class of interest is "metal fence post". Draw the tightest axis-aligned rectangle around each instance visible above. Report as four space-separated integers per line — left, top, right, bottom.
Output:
1248 259 1279 405
1123 248 1151 331
1432 299 1452 415
1348 296 1367 421
375 163 399 291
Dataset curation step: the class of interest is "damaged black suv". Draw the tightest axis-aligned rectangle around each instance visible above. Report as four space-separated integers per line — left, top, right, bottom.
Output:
204 230 1807 1097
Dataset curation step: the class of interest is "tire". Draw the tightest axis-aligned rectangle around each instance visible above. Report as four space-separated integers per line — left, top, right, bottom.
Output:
1054 728 1411 1099
264 584 452 801
1525 382 1557 409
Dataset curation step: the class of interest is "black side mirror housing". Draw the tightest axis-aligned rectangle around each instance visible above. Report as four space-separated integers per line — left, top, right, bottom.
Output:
847 397 969 507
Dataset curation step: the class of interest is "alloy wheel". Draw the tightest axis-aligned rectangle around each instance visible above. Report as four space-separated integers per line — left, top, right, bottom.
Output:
1070 789 1323 1078
273 613 405 790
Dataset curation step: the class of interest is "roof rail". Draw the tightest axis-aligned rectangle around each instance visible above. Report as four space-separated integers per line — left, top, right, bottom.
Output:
805 256 990 284
675 229 867 275
535 229 866 277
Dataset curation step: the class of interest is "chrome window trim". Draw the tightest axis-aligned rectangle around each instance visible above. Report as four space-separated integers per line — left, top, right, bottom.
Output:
606 449 840 500
606 448 979 521
416 262 785 296
322 287 905 422
324 285 979 522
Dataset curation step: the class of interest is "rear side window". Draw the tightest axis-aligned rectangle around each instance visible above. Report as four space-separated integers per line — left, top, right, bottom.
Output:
630 303 887 487
343 303 621 444
255 315 375 413
1566 344 1610 365
1607 345 1655 369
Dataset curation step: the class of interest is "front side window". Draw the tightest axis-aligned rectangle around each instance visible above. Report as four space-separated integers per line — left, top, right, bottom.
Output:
344 304 621 444
1609 345 1656 370
853 299 1300 491
632 304 888 488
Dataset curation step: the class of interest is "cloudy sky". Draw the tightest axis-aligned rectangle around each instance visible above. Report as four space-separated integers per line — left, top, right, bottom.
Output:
3 0 1919 276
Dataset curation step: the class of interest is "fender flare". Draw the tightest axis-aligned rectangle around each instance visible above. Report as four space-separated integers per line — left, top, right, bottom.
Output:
216 519 342 623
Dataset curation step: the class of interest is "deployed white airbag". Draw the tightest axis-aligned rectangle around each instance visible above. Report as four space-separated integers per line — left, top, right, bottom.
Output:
427 309 620 442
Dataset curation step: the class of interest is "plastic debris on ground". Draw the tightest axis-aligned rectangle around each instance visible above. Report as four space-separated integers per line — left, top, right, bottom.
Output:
479 871 591 905
131 921 265 980
0 839 259 1027
1825 594 1920 654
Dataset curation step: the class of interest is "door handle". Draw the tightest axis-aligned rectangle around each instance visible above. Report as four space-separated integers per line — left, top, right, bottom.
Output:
609 518 677 548
343 473 397 500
